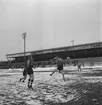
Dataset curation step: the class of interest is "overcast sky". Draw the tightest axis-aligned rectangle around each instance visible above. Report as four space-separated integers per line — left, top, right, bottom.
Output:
0 0 101 60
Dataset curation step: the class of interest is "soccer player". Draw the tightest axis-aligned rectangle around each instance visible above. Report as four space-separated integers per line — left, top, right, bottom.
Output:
49 56 66 81
26 59 34 89
77 62 82 73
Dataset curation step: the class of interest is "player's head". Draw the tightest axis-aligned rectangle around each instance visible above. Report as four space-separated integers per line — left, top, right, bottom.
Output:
27 59 31 65
67 57 70 60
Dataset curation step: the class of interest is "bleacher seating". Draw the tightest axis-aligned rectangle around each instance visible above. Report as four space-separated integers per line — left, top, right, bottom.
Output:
0 57 102 69
0 61 10 69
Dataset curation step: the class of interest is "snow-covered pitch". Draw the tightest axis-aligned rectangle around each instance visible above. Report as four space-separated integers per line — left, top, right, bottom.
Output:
0 65 102 105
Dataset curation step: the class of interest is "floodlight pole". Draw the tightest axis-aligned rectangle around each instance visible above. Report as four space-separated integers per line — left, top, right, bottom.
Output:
72 40 74 46
70 40 74 58
22 32 26 64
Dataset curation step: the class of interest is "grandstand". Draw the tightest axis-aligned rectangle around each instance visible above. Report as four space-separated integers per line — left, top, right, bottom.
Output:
0 41 102 69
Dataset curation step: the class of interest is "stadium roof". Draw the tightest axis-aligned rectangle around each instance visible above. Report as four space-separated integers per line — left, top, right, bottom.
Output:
6 41 102 58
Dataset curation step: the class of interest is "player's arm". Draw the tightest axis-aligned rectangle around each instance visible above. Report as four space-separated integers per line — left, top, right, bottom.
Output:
32 64 36 69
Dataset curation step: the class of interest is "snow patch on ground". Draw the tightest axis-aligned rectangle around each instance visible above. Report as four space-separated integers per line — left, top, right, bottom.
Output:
0 67 102 105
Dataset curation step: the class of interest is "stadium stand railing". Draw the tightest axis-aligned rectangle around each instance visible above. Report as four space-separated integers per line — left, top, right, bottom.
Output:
0 57 102 69
0 61 10 69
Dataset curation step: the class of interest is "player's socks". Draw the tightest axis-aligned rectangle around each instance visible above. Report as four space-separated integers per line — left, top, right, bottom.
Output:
19 78 21 81
49 74 52 76
22 80 25 82
28 79 30 88
29 79 33 89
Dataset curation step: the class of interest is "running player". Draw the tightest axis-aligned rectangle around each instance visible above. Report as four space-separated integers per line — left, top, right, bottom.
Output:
26 59 34 89
19 65 27 82
49 56 66 81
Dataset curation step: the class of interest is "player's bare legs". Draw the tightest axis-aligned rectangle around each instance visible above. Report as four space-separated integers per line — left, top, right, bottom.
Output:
20 75 27 82
27 74 34 89
59 70 66 81
49 69 57 76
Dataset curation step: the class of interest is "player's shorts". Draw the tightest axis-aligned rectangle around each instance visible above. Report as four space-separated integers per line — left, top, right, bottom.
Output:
77 65 81 69
26 65 34 75
27 69 33 75
57 66 63 71
27 70 33 75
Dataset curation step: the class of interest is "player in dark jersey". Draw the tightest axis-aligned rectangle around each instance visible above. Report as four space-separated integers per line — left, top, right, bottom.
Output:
77 62 82 73
19 65 27 82
49 56 66 81
26 59 34 89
